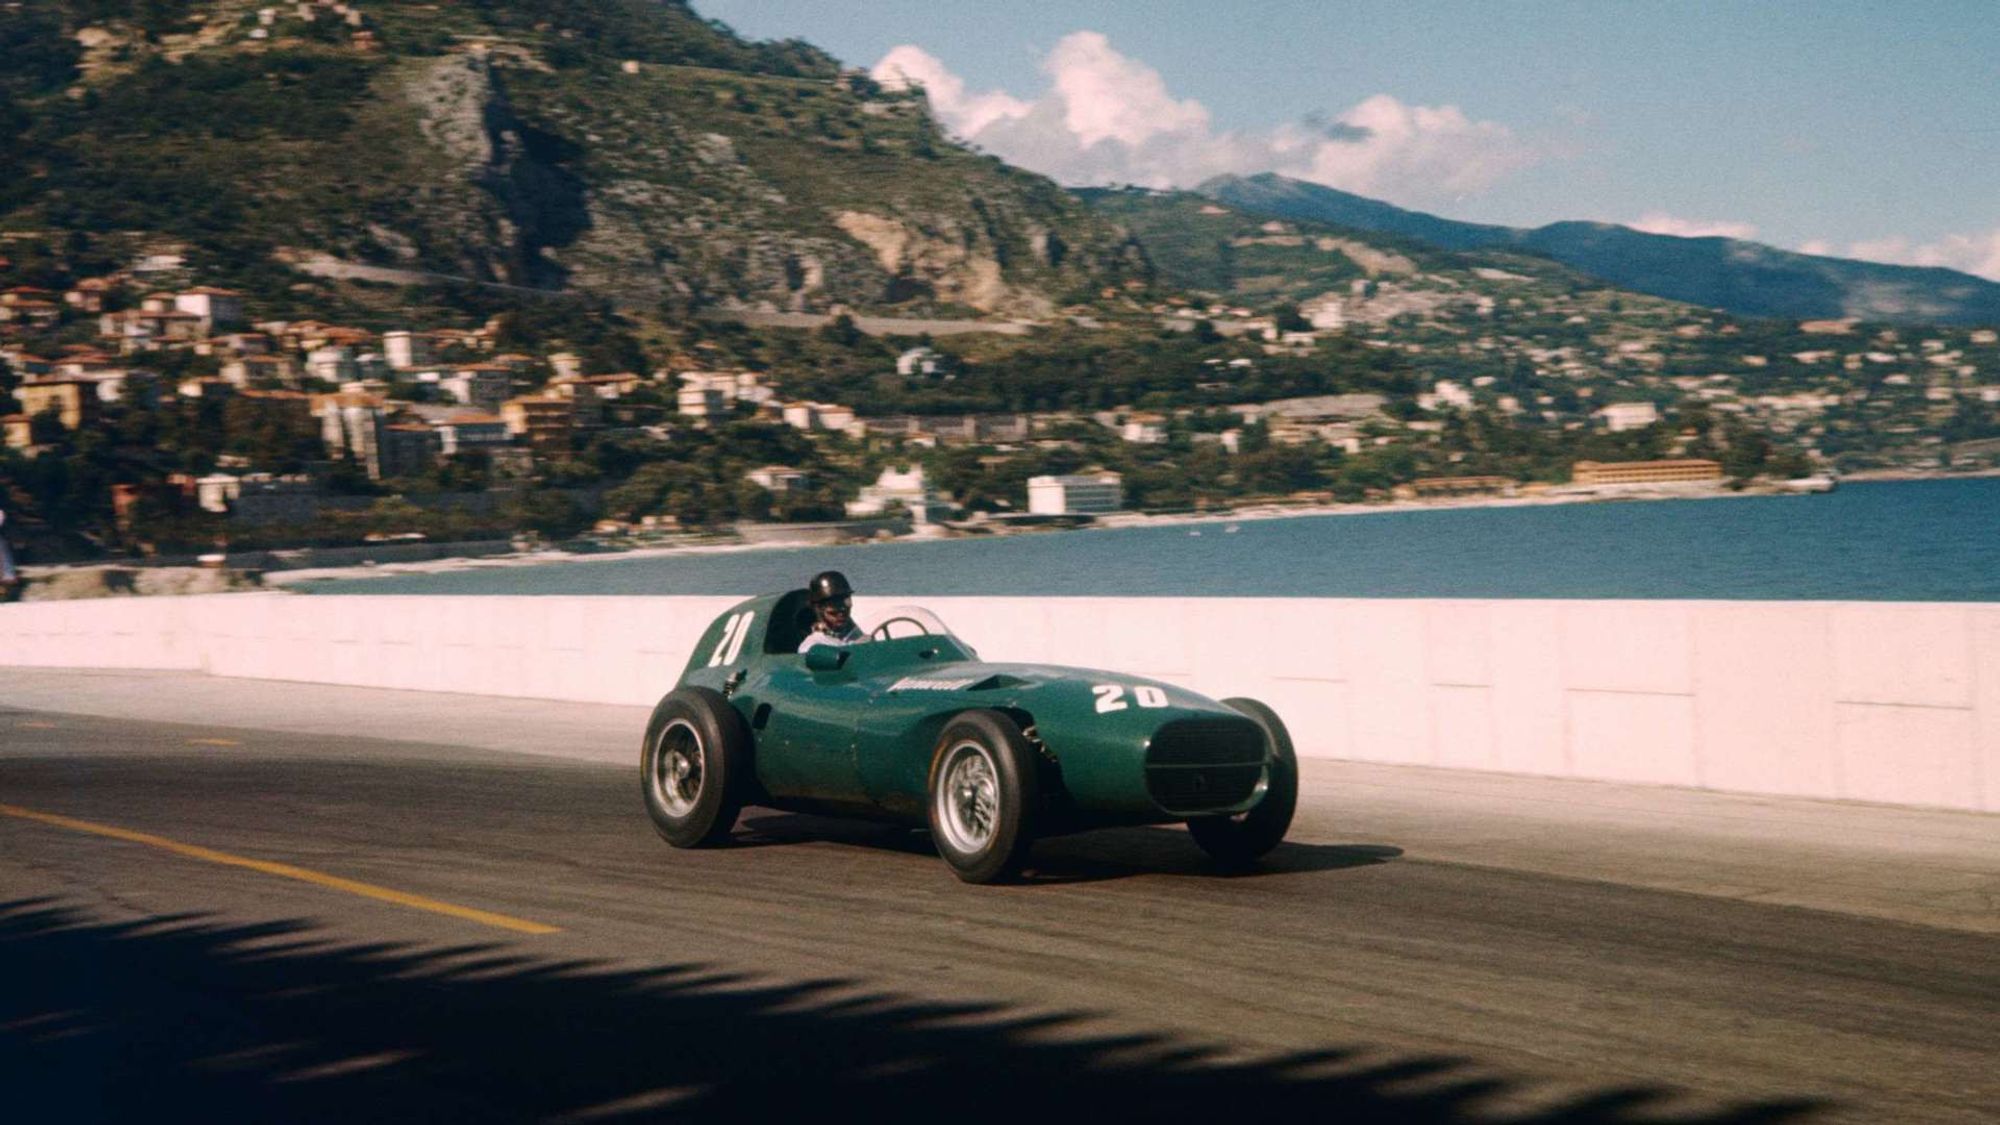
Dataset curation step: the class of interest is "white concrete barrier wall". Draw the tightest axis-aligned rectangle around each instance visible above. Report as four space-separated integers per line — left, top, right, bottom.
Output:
3 593 1996 813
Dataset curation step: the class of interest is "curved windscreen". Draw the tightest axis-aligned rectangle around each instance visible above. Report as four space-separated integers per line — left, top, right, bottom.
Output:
865 606 977 657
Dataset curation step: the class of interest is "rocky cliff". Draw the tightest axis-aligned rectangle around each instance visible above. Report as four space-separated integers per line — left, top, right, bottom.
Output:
0 0 1146 315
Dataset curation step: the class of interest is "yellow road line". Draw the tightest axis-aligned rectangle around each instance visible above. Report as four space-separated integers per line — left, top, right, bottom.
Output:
186 738 240 747
0 803 560 936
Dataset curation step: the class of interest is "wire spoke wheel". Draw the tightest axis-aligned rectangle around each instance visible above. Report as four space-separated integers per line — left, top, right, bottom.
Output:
935 741 1000 853
648 719 704 817
927 711 1038 883
640 687 748 849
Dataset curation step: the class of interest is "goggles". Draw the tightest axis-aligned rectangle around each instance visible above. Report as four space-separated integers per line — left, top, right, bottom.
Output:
814 595 852 611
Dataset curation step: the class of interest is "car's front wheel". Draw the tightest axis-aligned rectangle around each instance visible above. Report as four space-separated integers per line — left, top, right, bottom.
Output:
1187 696 1298 867
928 710 1039 884
641 686 749 848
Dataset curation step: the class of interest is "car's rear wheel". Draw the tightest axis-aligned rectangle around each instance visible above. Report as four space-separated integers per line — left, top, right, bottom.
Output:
641 686 749 848
928 710 1038 884
1187 697 1297 868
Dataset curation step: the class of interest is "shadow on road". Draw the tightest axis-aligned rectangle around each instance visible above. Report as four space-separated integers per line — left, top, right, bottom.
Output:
0 897 1825 1124
736 812 1403 885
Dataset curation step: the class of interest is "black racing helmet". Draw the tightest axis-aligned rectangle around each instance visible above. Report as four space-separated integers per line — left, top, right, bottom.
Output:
808 570 853 605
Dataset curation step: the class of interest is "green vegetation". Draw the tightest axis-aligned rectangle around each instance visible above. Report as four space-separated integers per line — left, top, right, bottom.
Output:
687 318 1416 415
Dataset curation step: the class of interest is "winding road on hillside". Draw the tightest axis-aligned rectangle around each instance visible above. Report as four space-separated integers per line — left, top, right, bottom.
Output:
0 682 1994 1124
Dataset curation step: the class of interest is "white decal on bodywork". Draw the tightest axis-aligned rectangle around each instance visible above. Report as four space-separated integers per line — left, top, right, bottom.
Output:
706 612 755 667
1096 683 1169 713
889 676 980 692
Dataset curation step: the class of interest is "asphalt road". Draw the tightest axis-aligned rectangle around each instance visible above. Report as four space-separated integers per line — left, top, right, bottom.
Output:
1 703 1995 1125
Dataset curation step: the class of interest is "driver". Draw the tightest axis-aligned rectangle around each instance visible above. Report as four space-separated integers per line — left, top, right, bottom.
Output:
798 570 866 653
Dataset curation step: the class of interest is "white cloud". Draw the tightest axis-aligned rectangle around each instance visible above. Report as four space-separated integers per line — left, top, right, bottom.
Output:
1798 230 2000 282
1044 31 1208 148
870 32 1533 209
1628 212 1760 240
874 45 1031 136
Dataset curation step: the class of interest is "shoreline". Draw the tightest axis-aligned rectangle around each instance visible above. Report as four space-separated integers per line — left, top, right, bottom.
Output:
259 474 1860 587
14 472 1991 596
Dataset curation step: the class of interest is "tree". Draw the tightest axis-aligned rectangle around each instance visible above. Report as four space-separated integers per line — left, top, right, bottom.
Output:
818 313 863 348
506 491 589 539
28 406 66 446
1766 447 1813 479
1718 422 1772 481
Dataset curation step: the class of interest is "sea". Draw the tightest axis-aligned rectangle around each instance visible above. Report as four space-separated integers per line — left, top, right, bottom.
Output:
299 477 2000 602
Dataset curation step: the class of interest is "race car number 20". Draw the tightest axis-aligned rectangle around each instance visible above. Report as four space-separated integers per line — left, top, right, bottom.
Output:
1093 683 1169 713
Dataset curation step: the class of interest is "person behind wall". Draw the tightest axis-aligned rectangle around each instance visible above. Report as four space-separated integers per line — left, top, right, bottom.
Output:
797 570 865 653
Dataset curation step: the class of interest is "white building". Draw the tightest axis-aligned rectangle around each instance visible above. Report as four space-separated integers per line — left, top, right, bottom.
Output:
383 330 433 370
745 466 810 493
440 366 514 413
435 411 510 456
1419 380 1474 412
1027 473 1125 515
195 473 242 514
896 346 945 377
305 345 358 383
314 392 387 477
678 384 728 419
846 466 950 524
782 401 859 434
173 287 245 329
1595 401 1661 432
1300 294 1347 330
1120 413 1168 444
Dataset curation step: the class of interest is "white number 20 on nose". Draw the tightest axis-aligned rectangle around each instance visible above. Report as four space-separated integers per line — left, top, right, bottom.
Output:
1093 684 1168 713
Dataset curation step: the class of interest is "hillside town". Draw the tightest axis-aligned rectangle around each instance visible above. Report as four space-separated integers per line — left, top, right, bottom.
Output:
4 246 1998 579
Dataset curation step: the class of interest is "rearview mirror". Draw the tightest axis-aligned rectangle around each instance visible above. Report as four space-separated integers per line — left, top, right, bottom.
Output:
805 645 847 672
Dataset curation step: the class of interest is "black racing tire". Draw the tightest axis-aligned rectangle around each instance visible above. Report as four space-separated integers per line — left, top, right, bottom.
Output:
640 686 750 848
927 710 1039 884
1187 696 1298 868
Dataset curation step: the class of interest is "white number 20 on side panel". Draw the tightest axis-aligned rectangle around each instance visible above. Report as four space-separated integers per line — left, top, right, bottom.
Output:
1094 683 1169 713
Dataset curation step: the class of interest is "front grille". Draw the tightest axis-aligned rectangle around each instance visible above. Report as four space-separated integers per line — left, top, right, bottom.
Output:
1145 717 1268 813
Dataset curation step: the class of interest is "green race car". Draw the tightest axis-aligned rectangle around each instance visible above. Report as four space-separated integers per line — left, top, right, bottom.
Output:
641 589 1298 883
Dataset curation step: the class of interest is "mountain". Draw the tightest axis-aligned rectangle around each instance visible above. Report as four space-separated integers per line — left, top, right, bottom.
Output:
1076 186 1624 310
0 1 1144 317
1200 174 2000 326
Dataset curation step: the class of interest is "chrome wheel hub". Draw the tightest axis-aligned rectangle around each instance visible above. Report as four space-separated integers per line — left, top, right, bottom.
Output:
936 741 999 853
650 719 704 817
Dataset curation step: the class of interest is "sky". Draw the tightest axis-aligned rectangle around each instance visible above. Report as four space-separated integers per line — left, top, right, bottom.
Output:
695 1 2000 280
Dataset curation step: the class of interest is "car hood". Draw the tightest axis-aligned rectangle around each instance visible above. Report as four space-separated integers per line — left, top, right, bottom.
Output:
876 660 1241 716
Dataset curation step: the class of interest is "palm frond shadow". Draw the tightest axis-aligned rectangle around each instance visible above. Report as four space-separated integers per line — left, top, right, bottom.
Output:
0 897 1825 1124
